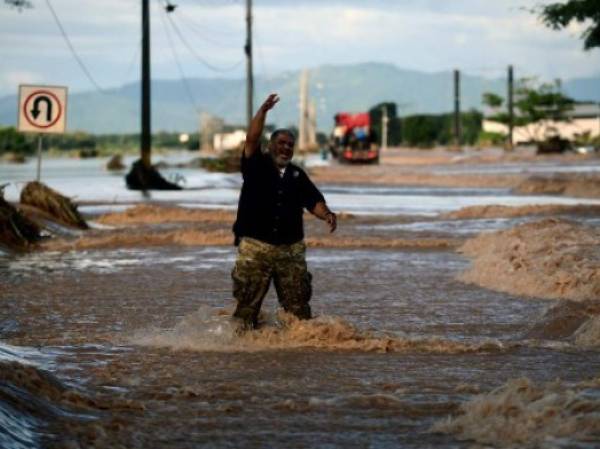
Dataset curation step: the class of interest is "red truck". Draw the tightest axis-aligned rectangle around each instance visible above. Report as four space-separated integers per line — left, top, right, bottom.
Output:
329 112 379 164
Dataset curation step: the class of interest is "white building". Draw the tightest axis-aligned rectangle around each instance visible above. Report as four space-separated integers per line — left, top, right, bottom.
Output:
213 130 246 153
483 102 600 143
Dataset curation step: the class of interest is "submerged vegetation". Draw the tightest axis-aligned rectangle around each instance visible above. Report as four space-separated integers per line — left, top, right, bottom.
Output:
0 127 201 157
0 186 42 251
20 181 89 230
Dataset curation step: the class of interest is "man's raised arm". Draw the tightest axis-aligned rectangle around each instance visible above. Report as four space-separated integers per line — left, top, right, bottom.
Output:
243 93 280 158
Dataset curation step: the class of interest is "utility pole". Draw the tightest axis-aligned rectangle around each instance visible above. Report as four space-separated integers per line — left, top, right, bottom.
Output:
298 69 309 151
141 0 151 168
453 69 461 149
597 102 600 139
507 65 514 150
308 99 317 149
381 106 389 151
245 0 253 130
125 0 180 190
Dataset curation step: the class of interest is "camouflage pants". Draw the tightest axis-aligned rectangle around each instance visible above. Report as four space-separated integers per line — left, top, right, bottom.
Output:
231 237 312 328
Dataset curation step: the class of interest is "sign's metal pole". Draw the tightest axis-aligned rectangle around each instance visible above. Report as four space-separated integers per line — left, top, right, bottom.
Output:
36 135 42 181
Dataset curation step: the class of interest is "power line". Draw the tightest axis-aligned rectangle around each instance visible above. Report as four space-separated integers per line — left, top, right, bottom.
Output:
174 2 242 40
157 0 201 115
45 0 107 92
175 9 241 46
164 7 243 72
124 39 142 82
253 26 268 77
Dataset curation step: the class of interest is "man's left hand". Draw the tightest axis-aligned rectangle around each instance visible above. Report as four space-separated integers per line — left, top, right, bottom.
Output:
326 212 337 233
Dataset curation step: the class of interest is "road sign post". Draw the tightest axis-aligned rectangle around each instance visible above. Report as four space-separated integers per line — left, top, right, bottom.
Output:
36 136 42 181
17 85 68 180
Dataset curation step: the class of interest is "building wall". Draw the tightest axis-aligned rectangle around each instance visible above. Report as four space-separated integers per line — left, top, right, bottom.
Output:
483 118 600 143
213 130 246 153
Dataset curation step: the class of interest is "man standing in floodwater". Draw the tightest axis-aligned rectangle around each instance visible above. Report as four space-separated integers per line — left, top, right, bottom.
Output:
231 93 337 330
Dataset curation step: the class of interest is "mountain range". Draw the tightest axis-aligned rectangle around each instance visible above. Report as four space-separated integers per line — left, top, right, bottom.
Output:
1 63 598 134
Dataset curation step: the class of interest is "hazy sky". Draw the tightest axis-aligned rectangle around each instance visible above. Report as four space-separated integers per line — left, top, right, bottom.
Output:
1 0 599 97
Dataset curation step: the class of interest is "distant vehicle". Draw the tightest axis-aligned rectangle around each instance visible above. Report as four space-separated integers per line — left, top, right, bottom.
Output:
329 112 379 164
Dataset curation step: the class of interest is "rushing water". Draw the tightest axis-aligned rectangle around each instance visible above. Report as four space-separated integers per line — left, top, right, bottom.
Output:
2 243 600 448
2 155 600 448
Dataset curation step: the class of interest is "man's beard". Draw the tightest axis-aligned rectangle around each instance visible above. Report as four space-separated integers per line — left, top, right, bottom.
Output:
272 153 291 168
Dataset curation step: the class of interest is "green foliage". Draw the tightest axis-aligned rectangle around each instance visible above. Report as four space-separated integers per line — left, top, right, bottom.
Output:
482 78 574 142
45 132 97 151
0 128 202 157
477 131 506 147
94 134 139 152
538 0 600 50
402 115 444 147
482 93 504 108
0 126 35 155
185 133 200 151
573 130 600 146
514 78 574 123
400 110 482 147
460 110 484 145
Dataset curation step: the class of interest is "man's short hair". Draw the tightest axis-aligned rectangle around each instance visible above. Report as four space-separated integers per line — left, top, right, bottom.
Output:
270 128 296 143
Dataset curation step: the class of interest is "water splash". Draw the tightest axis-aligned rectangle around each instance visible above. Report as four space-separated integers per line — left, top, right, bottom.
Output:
129 307 507 354
432 377 600 448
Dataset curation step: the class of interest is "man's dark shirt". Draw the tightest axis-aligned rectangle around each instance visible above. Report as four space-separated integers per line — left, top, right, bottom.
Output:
233 150 325 245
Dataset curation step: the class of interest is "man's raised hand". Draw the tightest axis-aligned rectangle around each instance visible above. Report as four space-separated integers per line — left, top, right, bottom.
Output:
261 93 280 112
245 93 280 157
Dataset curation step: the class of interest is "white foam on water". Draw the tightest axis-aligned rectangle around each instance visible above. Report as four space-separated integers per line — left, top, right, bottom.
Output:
129 307 508 354
432 377 600 448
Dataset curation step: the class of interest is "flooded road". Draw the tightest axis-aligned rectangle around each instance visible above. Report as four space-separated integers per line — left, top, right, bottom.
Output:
2 152 600 448
3 244 600 448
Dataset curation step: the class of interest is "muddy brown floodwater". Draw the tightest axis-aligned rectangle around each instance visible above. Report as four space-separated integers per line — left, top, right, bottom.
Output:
3 240 600 448
2 149 600 448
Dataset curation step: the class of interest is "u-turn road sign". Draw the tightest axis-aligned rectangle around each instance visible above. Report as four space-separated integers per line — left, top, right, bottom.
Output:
18 85 68 134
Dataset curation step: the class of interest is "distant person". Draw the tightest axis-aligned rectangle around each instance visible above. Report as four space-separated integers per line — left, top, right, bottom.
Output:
231 93 337 330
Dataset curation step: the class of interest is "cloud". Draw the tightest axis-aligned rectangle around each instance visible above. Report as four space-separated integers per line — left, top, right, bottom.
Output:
0 70 44 95
0 0 598 95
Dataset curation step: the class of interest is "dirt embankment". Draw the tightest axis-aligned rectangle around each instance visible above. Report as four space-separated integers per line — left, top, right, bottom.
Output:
525 299 600 347
310 164 521 189
311 148 600 197
311 169 600 198
458 219 600 302
43 229 458 252
42 228 234 251
443 204 600 220
514 174 600 198
38 205 459 251
96 204 236 225
457 217 600 347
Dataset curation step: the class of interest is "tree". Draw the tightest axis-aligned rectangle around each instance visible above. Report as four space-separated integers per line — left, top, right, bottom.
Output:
482 78 574 145
482 93 503 108
0 127 35 155
537 0 600 50
4 0 32 10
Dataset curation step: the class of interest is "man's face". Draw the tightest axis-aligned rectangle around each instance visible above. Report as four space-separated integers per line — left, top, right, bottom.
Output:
269 133 295 168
